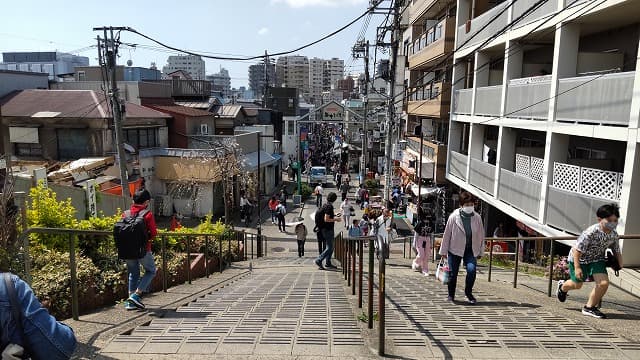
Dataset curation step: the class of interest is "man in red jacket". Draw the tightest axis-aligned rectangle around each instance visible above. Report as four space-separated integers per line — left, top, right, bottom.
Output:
124 189 158 310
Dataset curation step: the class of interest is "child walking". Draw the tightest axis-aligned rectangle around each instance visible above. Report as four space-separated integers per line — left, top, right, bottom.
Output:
295 223 307 257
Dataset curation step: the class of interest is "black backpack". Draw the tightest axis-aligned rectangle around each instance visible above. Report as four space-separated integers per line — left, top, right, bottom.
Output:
114 209 149 260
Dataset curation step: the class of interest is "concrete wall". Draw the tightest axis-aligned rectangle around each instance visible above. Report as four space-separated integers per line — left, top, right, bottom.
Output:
0 71 49 97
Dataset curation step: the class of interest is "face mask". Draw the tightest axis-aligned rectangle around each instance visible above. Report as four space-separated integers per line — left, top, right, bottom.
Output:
604 222 617 231
462 206 474 214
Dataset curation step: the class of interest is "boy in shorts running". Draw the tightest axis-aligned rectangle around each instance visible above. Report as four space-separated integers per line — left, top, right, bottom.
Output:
556 204 624 319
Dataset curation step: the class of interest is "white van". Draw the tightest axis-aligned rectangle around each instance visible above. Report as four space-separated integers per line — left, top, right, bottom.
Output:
309 166 328 186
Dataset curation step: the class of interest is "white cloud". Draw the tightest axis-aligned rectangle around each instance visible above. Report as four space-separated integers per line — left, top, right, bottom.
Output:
258 27 270 36
270 0 367 8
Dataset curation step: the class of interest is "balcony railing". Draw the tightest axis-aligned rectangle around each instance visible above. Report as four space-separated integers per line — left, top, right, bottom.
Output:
515 153 544 182
555 71 634 126
512 0 556 29
449 151 468 180
546 187 617 235
475 85 503 116
499 168 541 218
149 79 211 98
453 88 473 115
409 0 438 24
408 17 455 69
457 1 510 50
552 162 623 201
506 76 551 120
469 158 496 195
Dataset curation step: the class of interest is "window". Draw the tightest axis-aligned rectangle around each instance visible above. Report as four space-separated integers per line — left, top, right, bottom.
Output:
77 71 86 81
288 99 294 108
287 121 295 135
124 128 158 149
14 143 42 157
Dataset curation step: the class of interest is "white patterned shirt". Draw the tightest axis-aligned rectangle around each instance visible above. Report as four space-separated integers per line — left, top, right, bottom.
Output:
569 224 620 264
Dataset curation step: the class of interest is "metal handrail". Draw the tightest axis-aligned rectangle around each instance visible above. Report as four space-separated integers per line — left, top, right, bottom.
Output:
18 227 261 320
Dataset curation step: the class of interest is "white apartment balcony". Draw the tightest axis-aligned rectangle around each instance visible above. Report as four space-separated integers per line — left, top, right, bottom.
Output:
511 0 556 30
453 71 636 125
448 150 468 180
469 158 496 195
498 154 543 219
408 17 456 70
457 1 510 51
547 162 623 234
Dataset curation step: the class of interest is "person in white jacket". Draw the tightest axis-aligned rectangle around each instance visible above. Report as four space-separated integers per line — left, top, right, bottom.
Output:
439 192 485 304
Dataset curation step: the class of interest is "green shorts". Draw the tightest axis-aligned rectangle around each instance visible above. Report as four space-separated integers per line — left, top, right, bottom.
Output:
568 261 607 282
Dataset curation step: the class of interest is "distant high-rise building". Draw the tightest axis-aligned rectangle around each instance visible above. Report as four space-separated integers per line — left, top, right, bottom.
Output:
206 67 231 98
162 55 205 80
275 55 309 99
0 51 89 81
324 58 344 90
308 57 325 106
248 59 276 100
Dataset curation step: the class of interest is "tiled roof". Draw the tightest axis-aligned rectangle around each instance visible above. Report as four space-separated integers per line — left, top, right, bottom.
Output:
149 105 213 117
215 104 243 118
0 89 171 119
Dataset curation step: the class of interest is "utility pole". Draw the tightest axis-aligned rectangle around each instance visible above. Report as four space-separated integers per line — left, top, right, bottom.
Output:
95 27 130 207
352 40 370 183
383 1 401 203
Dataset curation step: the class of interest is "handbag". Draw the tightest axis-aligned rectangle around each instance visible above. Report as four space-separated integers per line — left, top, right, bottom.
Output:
605 248 621 276
436 258 449 284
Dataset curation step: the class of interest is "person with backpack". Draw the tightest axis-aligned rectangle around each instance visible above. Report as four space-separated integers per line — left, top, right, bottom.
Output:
315 192 341 270
275 200 287 233
0 273 77 359
295 222 307 257
556 204 624 319
116 189 158 310
374 208 393 260
412 208 434 276
268 195 279 225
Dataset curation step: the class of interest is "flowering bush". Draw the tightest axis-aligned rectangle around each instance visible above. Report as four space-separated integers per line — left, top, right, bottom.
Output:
552 256 570 280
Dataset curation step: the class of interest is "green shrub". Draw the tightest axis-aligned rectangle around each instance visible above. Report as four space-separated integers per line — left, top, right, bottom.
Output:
298 183 313 199
27 183 77 250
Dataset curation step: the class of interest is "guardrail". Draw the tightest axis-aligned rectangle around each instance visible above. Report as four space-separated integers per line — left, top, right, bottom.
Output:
18 227 265 320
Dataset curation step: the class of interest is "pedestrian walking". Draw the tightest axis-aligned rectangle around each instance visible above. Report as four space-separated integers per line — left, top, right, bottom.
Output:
315 192 341 270
295 222 307 257
348 219 361 238
335 172 342 186
120 189 158 310
280 186 289 205
314 183 324 207
374 208 393 260
0 273 77 359
340 198 352 229
275 200 287 232
359 215 370 237
556 204 623 319
412 208 434 276
439 192 485 304
268 196 279 224
340 181 350 201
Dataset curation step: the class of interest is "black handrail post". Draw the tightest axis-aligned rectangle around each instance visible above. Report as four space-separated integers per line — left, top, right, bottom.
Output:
368 238 374 329
162 235 168 292
69 233 79 321
228 235 231 262
347 238 351 285
358 238 363 308
403 236 406 259
251 234 254 260
351 239 356 296
205 235 210 278
378 251 385 356
488 238 494 282
219 236 223 273
548 240 555 297
187 236 192 285
514 238 520 288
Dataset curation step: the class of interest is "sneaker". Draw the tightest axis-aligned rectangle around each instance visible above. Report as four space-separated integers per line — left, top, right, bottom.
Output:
446 296 455 303
128 293 145 309
582 306 607 319
557 280 567 303
466 294 477 305
422 271 429 277
124 300 137 311
315 259 325 270
325 264 338 269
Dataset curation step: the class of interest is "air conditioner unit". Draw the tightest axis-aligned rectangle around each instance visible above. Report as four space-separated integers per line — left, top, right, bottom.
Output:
200 124 209 135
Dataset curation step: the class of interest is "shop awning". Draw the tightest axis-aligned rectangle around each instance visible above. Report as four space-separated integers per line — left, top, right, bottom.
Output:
242 151 279 171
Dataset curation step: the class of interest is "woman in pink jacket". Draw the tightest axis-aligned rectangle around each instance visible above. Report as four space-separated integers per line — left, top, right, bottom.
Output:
439 192 485 304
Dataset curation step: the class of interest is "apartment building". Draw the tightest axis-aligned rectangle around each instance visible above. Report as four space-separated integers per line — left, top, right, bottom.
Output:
206 67 231 98
446 0 640 265
402 0 457 184
162 55 205 80
0 51 89 81
248 59 276 98
324 58 345 91
275 55 310 99
309 57 325 105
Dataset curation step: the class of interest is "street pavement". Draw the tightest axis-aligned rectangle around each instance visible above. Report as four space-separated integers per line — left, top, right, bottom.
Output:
76 176 640 359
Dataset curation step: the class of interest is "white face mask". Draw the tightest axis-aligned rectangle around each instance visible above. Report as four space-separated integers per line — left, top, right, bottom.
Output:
462 206 474 214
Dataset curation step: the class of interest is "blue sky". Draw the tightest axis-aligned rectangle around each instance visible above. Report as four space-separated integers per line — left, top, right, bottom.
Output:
0 0 384 88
